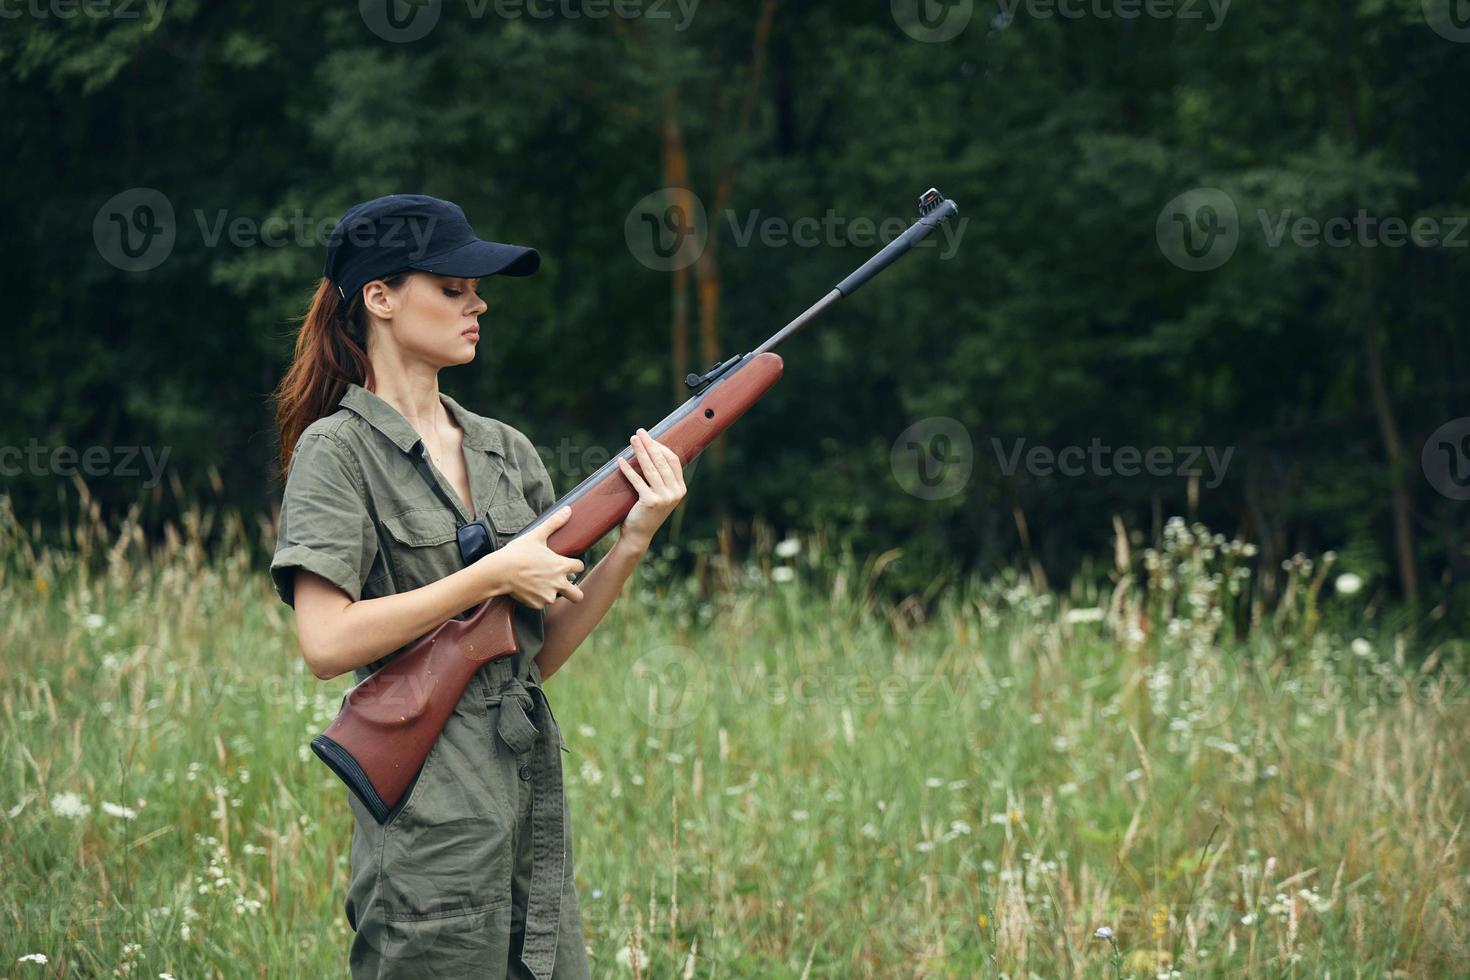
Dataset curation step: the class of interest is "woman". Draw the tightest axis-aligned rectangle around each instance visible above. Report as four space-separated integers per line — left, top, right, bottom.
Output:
270 193 686 979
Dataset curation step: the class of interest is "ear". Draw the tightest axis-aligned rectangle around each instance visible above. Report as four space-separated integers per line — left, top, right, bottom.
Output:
361 279 398 319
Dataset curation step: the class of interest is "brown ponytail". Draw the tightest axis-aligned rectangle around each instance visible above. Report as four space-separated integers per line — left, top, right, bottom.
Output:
273 274 406 474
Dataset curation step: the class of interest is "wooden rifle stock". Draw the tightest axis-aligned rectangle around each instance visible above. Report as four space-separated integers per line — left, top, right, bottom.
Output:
310 352 785 823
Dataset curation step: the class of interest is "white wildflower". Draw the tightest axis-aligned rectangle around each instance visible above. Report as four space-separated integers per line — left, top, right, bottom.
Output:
1065 607 1105 624
924 777 944 788
1334 573 1363 596
577 723 597 738
774 538 801 559
615 945 650 971
1351 638 1373 658
83 613 105 630
771 566 795 584
1093 925 1114 940
18 953 49 965
101 801 139 820
50 792 90 819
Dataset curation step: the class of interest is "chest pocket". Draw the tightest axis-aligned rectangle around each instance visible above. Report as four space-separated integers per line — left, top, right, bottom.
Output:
380 508 461 593
487 493 539 540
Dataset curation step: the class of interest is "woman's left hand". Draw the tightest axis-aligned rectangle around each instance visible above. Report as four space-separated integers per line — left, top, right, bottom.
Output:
616 428 687 550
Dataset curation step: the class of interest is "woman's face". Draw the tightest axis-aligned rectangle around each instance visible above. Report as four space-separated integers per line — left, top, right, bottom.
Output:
364 272 488 368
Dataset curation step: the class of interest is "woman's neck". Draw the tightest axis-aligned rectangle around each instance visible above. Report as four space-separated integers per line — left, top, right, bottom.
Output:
367 355 444 428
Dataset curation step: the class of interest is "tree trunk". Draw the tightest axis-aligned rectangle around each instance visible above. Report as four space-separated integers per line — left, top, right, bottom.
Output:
1360 250 1419 602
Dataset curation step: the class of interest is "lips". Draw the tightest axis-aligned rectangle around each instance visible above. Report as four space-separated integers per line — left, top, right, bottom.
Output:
462 328 480 342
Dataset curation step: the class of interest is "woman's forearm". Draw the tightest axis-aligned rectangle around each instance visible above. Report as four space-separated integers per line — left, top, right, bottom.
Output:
535 532 649 681
297 549 519 680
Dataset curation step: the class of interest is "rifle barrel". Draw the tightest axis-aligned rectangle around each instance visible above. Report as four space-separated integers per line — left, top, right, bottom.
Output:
750 192 959 358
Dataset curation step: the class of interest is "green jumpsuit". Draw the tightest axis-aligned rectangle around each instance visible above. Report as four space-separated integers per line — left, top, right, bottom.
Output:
271 382 591 980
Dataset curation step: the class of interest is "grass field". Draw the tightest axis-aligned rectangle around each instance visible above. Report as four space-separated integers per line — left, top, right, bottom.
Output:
2 497 1467 978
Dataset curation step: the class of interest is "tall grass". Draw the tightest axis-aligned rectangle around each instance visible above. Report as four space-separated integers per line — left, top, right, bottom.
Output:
1 494 1465 978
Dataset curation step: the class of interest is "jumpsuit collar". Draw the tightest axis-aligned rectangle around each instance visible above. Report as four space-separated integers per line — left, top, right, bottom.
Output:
339 382 507 458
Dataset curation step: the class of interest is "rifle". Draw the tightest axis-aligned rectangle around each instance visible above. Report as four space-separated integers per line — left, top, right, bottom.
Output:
311 187 961 824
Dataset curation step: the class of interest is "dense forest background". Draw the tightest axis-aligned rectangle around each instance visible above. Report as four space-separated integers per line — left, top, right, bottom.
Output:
3 0 1467 609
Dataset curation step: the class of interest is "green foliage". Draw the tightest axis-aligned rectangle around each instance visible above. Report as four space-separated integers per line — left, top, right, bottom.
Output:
0 1 1465 602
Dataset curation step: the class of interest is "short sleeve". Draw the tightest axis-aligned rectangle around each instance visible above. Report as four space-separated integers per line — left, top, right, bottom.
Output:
270 431 378 607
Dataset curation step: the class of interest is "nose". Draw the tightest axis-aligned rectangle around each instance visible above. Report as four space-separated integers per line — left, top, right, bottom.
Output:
469 292 488 316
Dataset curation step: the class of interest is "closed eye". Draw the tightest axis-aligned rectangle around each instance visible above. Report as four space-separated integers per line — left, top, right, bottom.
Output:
443 282 482 299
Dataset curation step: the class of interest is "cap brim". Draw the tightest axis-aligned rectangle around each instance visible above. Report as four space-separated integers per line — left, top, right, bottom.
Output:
412 239 541 279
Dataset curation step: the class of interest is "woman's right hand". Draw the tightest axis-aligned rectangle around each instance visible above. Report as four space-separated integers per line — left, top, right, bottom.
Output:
480 506 585 609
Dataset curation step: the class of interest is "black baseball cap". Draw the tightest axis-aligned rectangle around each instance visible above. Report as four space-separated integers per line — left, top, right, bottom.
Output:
323 194 540 302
